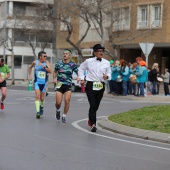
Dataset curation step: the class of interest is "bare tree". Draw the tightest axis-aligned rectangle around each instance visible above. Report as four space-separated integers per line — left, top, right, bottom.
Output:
15 1 54 59
83 0 154 60
54 0 92 63
0 15 28 85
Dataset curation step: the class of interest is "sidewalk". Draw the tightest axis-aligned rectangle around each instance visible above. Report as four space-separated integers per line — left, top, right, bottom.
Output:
7 80 170 143
97 118 170 144
100 92 170 144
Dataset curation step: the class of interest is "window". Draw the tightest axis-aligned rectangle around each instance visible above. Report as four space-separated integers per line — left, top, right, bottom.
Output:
137 4 162 29
138 5 148 28
113 7 130 31
23 56 34 64
151 4 162 28
13 2 26 16
14 56 22 68
25 6 37 16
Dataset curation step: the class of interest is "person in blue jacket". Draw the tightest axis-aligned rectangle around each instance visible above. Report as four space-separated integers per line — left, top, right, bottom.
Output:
121 60 130 96
135 61 148 97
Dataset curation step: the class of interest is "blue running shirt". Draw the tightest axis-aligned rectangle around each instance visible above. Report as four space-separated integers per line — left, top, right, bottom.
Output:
34 60 48 84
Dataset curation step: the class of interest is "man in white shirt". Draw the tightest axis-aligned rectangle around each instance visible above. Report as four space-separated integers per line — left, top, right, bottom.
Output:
78 44 111 132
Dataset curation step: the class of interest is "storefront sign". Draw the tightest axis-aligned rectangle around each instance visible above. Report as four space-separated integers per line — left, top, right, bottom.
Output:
72 49 93 57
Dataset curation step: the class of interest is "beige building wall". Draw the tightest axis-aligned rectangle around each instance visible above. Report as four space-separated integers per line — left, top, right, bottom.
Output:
55 0 170 71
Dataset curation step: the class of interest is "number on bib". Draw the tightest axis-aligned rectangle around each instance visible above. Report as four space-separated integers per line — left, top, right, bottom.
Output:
55 82 62 89
0 72 5 78
93 82 103 91
37 71 46 79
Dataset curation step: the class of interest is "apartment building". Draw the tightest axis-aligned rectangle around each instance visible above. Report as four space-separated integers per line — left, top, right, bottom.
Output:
0 0 54 80
56 0 170 73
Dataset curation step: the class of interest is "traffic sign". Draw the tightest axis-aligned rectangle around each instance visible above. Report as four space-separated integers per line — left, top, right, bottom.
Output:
139 43 154 66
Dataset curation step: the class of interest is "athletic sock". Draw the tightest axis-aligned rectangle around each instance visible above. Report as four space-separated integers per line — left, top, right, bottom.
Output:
40 100 44 107
62 114 66 117
35 101 40 112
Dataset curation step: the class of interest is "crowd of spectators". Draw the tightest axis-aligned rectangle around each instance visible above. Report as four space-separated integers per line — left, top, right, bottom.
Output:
108 57 170 97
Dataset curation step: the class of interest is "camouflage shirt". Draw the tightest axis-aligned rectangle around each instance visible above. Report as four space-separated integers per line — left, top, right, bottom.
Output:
55 60 78 85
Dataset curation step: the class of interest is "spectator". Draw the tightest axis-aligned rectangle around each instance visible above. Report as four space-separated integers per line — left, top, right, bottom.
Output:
108 60 115 93
150 63 159 95
135 61 148 97
161 68 170 96
156 67 161 94
121 60 129 96
134 57 143 96
129 62 137 95
114 60 122 95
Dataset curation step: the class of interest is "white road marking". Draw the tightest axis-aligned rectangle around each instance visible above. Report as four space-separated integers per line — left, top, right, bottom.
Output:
76 101 170 104
72 116 170 151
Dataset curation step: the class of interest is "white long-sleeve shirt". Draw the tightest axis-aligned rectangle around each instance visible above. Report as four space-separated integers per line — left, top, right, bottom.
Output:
78 57 111 82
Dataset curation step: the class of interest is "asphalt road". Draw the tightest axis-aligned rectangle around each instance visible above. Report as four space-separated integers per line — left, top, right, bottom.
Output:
0 88 170 170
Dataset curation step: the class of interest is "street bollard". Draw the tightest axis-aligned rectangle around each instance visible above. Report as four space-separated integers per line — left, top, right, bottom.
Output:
28 80 32 91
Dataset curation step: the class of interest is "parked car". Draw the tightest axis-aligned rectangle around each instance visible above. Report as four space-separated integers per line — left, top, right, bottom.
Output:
71 72 81 92
71 70 87 92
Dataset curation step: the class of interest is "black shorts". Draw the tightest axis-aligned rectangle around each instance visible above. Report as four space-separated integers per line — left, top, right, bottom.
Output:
55 84 71 94
0 81 6 88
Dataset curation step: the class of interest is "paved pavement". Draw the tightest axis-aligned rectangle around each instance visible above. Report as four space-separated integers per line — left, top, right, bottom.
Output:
7 80 170 144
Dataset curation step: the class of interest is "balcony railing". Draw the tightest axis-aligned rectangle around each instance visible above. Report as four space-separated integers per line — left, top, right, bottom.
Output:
15 41 52 48
138 21 147 28
151 20 161 27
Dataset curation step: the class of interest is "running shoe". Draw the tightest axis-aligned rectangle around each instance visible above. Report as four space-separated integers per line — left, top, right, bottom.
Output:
1 103 4 110
61 116 66 123
91 124 97 132
46 92 49 96
56 110 60 120
88 119 92 127
40 106 44 115
36 112 40 119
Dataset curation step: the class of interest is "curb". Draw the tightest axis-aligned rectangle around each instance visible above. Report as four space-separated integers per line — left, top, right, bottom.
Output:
98 118 170 144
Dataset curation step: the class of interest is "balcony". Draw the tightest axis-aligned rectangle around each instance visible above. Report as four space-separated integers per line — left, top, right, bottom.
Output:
138 21 147 28
151 20 161 28
15 41 52 48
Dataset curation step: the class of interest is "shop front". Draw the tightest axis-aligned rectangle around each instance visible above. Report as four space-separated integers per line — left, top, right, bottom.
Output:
72 49 93 65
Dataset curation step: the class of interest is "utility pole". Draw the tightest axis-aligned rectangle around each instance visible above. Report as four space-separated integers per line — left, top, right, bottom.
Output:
3 0 7 60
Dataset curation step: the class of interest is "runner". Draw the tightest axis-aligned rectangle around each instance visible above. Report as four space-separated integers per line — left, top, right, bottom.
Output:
28 51 52 119
0 58 10 109
78 44 111 132
53 49 78 123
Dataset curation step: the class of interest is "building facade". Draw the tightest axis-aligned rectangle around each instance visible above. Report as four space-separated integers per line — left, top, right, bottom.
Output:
0 0 54 80
56 0 170 73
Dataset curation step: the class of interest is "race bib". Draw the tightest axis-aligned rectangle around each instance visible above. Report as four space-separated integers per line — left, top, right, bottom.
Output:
37 71 46 79
0 72 5 78
55 82 62 89
93 82 103 91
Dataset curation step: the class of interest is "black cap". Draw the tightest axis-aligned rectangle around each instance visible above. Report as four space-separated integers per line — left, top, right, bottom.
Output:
93 44 105 51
